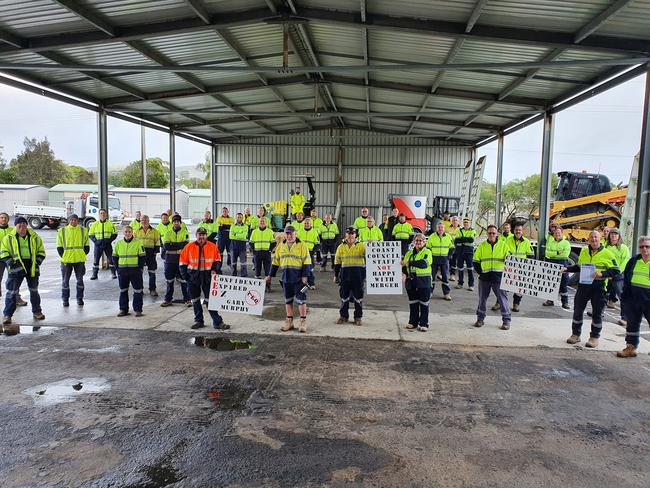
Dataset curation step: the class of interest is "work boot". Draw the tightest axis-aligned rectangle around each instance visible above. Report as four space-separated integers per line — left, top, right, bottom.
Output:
185 300 192 307
191 322 205 329
406 323 417 329
218 323 231 330
62 300 69 307
309 285 316 291
474 320 484 328
443 294 451 301
265 283 271 292
281 318 294 332
135 311 143 317
585 337 599 348
491 302 501 311
111 271 117 279
449 275 456 282
33 312 45 320
298 318 307 333
160 301 172 307
500 322 510 330
543 300 554 306
512 303 520 312
336 317 348 324
77 300 84 306
607 300 617 309
562 302 570 310
16 298 27 307
566 334 581 344
587 310 593 317
617 319 627 327
2 316 11 325
418 325 429 332
150 290 159 297
90 271 98 280
454 284 463 289
117 310 130 317
467 286 474 291
354 319 363 326
617 344 637 358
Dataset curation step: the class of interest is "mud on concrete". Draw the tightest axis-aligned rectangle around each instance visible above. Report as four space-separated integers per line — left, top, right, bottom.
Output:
0 326 649 487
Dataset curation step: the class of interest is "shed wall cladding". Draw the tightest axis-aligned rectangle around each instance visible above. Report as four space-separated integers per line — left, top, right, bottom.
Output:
215 129 471 231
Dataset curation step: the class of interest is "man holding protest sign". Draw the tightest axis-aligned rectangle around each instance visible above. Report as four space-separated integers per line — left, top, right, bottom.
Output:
565 230 619 348
334 227 366 326
504 223 534 312
473 225 511 329
179 227 227 330
267 226 312 333
402 233 433 331
544 225 571 309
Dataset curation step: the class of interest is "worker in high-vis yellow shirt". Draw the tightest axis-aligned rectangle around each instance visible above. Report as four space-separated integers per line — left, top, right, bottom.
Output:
290 185 305 217
56 214 90 307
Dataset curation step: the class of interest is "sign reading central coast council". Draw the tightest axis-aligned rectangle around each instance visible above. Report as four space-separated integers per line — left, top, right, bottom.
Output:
500 255 563 302
208 275 266 315
365 240 403 295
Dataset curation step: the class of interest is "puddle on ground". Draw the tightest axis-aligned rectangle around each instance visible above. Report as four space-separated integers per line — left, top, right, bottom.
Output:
2 326 58 337
23 377 111 405
207 383 250 410
75 346 122 353
192 336 256 351
141 462 181 488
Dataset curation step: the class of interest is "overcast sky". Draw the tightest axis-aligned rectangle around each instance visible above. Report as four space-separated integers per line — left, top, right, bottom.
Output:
0 73 646 183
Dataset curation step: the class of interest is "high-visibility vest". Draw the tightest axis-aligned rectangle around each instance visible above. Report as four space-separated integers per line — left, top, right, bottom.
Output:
179 240 220 272
290 193 305 214
162 228 189 256
113 238 145 268
335 242 366 268
130 219 142 232
426 232 454 257
291 220 305 232
353 216 368 231
545 236 571 260
404 247 433 277
320 222 339 240
630 258 650 289
506 235 534 259
135 227 161 249
229 223 249 241
250 228 275 251
310 217 323 231
577 246 618 284
392 222 413 240
272 241 311 283
249 215 262 231
474 240 510 273
57 225 89 263
359 226 384 242
156 221 172 237
89 219 116 241
606 243 630 273
447 226 460 240
296 227 319 250
198 221 215 234
0 230 45 277
0 225 14 241
456 228 475 249
497 232 512 244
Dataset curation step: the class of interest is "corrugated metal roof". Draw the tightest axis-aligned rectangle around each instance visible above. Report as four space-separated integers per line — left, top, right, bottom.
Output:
0 0 646 145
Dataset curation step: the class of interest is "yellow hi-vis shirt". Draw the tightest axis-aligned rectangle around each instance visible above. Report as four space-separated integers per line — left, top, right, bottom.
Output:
57 225 89 263
296 227 320 250
426 232 454 257
250 228 275 251
271 240 311 283
113 238 145 268
359 226 384 242
473 239 510 273
135 226 161 250
290 193 305 214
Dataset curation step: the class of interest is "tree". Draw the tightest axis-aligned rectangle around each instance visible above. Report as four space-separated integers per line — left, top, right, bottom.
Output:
67 165 96 184
0 147 16 184
10 137 70 186
120 157 169 188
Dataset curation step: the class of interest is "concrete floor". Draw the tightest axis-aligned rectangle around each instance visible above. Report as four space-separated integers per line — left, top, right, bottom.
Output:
1 227 649 487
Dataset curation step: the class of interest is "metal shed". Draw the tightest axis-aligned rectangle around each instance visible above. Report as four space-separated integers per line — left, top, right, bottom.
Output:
110 187 189 218
0 184 49 211
48 183 102 206
187 188 212 220
0 0 648 248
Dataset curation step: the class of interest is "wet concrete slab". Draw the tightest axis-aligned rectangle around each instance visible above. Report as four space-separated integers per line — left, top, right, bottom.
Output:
0 327 649 487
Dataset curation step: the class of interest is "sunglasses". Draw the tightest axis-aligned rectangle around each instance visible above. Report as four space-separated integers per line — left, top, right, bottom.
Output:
640 245 650 249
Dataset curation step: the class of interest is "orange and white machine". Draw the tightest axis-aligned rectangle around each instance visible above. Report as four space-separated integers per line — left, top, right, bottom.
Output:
389 195 428 233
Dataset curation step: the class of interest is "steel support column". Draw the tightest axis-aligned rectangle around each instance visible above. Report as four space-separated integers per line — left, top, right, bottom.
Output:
633 65 650 245
169 130 176 213
537 112 555 259
97 109 109 212
211 144 218 218
141 123 147 188
495 131 504 227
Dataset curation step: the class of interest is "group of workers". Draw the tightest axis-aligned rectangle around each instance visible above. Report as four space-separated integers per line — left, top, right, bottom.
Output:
0 196 648 359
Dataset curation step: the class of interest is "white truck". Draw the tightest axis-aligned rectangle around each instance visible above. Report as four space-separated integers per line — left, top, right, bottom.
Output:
14 193 122 230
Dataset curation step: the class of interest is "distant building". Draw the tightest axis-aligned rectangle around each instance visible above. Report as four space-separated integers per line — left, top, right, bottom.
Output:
0 184 49 212
110 187 189 218
48 184 101 206
188 189 211 220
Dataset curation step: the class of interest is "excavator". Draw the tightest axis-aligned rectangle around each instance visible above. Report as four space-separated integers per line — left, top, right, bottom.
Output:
549 171 627 241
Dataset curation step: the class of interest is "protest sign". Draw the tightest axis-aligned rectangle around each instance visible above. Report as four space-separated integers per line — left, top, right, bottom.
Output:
365 240 403 295
208 275 265 315
500 255 563 301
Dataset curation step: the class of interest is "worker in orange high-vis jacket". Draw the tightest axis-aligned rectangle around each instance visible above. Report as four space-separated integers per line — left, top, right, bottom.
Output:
179 227 228 331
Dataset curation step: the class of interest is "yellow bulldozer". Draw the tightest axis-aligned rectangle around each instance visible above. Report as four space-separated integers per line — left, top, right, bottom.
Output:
549 171 627 241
